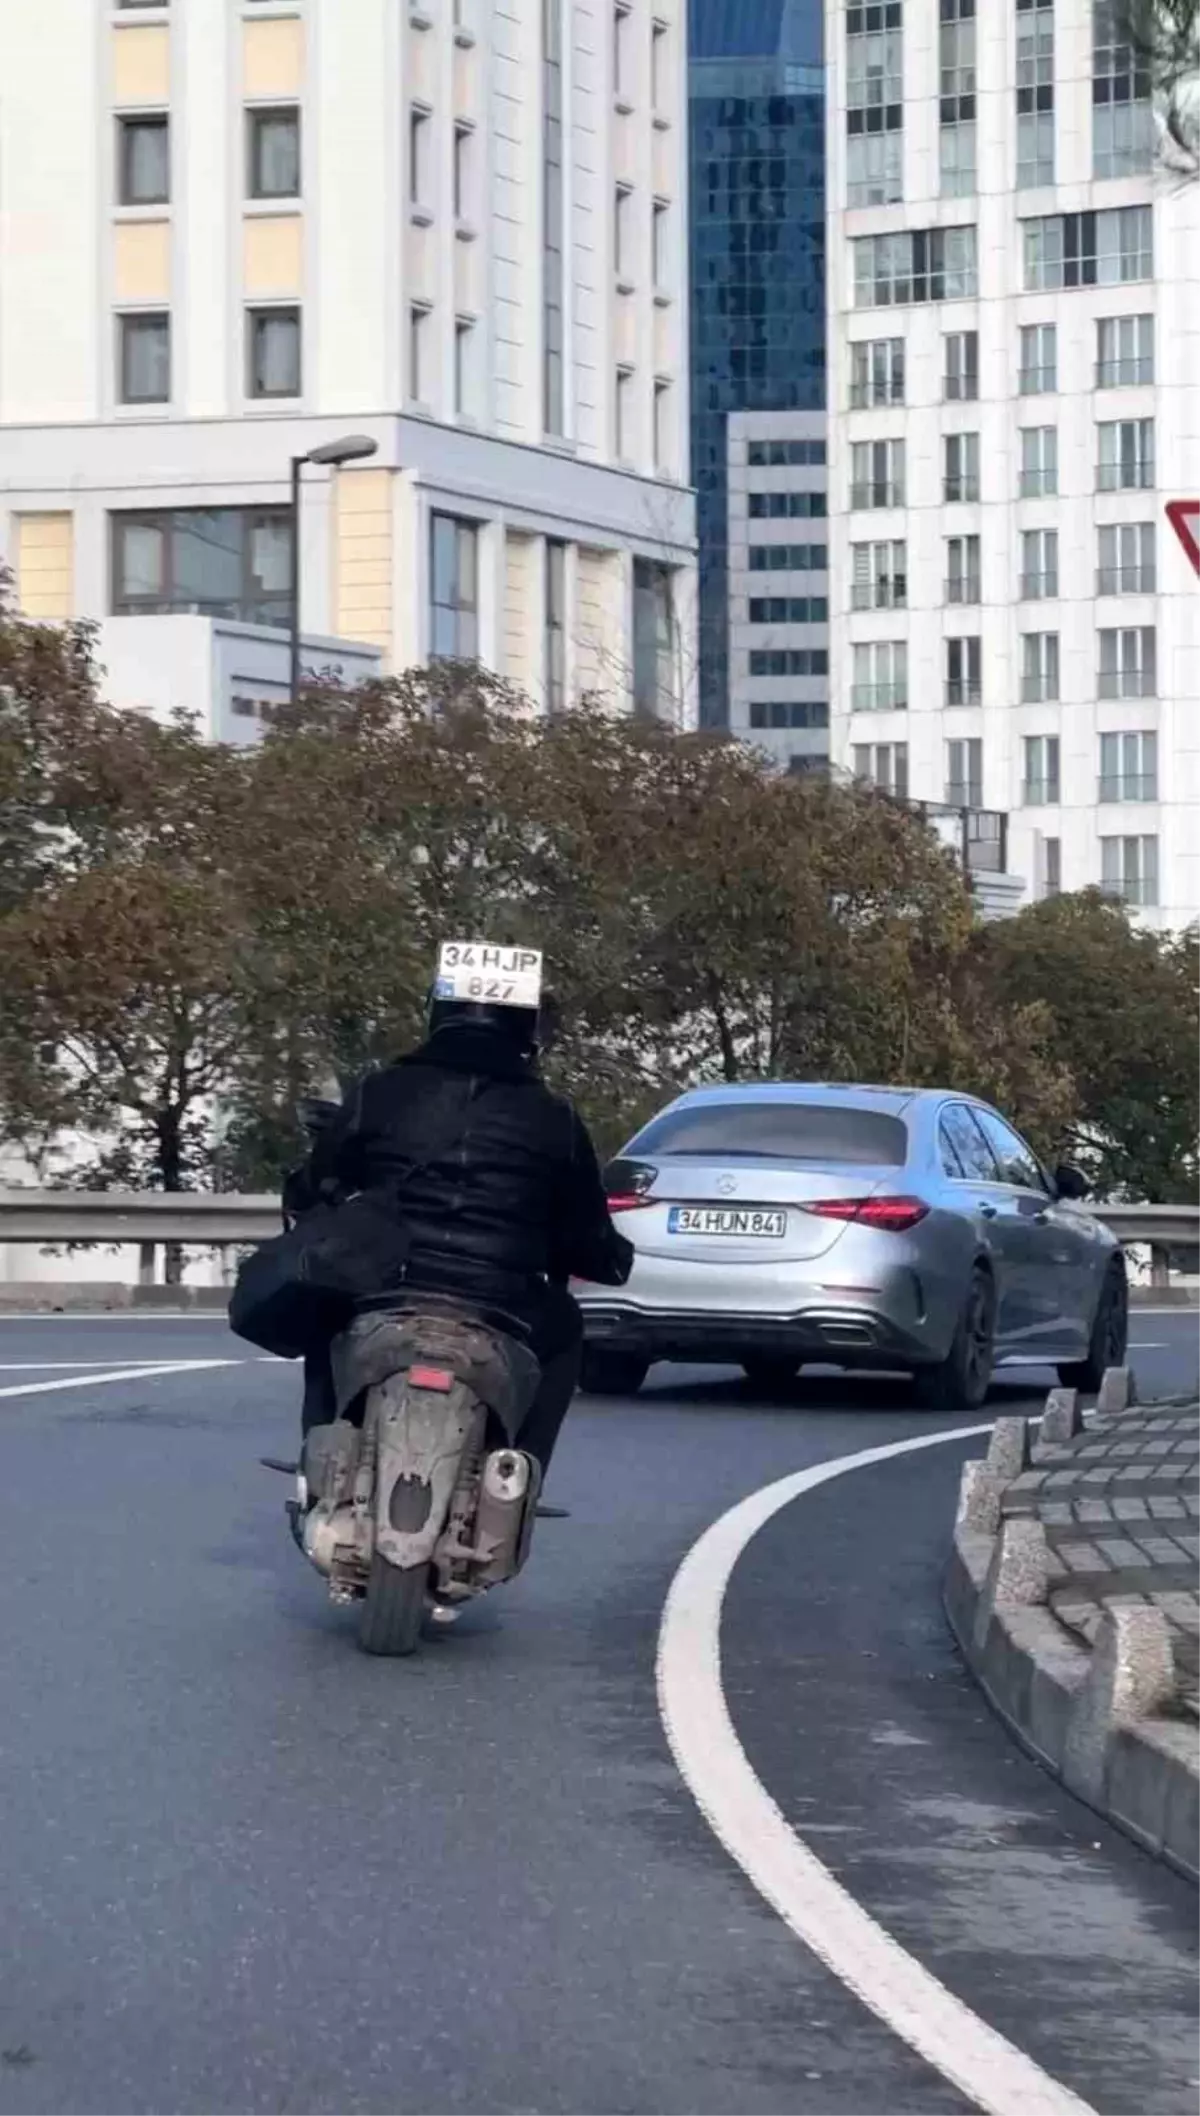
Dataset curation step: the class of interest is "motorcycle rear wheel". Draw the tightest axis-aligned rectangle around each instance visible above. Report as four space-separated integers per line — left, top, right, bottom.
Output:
358 1554 429 1656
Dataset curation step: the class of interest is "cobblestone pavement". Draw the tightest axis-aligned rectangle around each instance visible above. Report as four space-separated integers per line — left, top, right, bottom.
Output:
1002 1397 1200 1715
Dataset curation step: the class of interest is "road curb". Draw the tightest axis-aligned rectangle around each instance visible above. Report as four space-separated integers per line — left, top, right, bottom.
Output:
944 1377 1199 1885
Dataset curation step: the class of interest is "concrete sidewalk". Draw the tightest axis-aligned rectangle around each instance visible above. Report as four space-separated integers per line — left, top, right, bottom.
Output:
945 1374 1200 1879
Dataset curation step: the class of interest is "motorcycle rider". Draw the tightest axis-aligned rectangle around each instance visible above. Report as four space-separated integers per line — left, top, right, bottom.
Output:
283 947 633 1482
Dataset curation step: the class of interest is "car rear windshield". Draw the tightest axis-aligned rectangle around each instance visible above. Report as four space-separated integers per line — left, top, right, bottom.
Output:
626 1102 908 1166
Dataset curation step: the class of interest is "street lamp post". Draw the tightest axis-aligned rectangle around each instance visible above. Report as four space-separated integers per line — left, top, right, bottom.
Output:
288 433 379 705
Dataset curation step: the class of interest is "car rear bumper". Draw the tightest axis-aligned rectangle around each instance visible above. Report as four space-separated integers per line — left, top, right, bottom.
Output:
576 1295 939 1370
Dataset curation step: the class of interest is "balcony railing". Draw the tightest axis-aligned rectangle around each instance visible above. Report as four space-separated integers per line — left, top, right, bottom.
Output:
945 678 982 706
1019 570 1058 599
1097 460 1154 491
1096 564 1155 595
1099 775 1158 803
1022 778 1061 806
1098 669 1156 699
1096 358 1153 388
945 576 981 604
851 682 908 711
850 481 904 509
851 579 906 609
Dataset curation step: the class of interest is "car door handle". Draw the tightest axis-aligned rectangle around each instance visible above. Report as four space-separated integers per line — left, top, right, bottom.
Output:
976 1201 998 1219
1032 1210 1049 1225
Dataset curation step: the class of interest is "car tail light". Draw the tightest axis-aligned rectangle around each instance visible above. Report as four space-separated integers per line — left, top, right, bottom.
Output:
803 1196 929 1233
408 1365 455 1392
604 1157 658 1213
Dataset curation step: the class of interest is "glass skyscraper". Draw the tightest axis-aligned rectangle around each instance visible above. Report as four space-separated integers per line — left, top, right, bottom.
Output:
689 0 826 727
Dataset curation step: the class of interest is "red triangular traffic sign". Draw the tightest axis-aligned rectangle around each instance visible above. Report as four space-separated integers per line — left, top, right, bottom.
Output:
1166 499 1200 576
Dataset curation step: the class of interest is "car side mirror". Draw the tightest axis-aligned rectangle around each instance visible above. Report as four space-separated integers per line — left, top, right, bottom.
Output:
1053 1163 1090 1201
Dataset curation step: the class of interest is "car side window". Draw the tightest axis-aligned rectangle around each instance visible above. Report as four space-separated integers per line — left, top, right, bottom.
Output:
939 1105 1001 1182
974 1109 1047 1193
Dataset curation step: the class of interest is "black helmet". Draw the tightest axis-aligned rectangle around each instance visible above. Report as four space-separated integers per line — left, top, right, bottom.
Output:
427 994 541 1054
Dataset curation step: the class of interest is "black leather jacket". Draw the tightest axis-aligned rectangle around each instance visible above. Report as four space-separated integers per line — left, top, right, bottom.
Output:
283 1025 632 1307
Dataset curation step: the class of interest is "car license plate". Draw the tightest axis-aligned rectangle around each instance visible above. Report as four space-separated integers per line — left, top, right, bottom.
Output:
667 1206 787 1238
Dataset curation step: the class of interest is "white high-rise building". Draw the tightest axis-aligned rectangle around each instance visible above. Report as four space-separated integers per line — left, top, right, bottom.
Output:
0 0 696 726
825 0 1200 927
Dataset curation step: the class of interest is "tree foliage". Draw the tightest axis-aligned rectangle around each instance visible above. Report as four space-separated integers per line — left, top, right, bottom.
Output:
0 603 1194 1205
1115 0 1199 176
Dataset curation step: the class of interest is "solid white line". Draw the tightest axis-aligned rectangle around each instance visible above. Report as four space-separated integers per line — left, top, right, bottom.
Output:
656 1424 1099 2116
0 1361 190 1370
0 1360 241 1402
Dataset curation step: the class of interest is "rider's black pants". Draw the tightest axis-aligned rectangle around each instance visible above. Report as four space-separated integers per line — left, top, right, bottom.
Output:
301 1283 583 1479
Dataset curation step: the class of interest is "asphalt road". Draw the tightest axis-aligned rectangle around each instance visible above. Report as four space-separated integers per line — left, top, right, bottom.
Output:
0 1312 1195 2116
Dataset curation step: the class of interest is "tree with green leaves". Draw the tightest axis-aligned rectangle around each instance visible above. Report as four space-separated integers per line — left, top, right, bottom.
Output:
1113 0 1199 175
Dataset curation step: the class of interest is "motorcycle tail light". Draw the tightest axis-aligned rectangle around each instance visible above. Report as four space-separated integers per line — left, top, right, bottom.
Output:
804 1196 929 1232
408 1364 455 1391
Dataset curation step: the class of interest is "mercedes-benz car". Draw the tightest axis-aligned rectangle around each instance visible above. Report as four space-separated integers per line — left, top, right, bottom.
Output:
575 1083 1127 1407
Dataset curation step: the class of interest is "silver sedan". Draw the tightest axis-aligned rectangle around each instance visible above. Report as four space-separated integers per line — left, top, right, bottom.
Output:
575 1083 1128 1407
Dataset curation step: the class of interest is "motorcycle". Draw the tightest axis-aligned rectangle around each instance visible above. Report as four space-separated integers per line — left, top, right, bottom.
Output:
295 1297 543 1656
280 1097 544 1657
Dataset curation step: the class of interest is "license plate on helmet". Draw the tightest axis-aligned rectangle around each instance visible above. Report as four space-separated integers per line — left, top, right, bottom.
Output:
667 1206 787 1238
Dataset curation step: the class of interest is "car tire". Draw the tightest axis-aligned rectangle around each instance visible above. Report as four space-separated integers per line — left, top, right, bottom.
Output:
1057 1259 1129 1394
911 1265 996 1412
579 1349 649 1398
741 1357 800 1393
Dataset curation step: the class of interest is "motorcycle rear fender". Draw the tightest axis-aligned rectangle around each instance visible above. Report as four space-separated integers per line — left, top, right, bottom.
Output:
370 1372 484 1571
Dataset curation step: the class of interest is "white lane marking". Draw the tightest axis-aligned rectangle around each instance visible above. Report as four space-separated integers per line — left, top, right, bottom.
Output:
0 1360 241 1402
0 1361 195 1370
1128 1341 1165 1349
657 1423 1098 2116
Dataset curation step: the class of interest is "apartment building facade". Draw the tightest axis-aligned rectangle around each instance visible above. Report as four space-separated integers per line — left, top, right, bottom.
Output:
825 0 1199 927
0 0 696 724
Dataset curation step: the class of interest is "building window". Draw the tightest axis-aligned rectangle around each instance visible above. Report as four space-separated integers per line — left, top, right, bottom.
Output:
615 365 634 458
1019 322 1057 393
1016 0 1055 187
748 491 829 519
945 634 982 705
247 107 300 199
454 317 475 418
1043 836 1062 896
545 538 566 715
1097 417 1154 489
944 330 978 401
750 648 829 676
748 701 830 731
853 742 908 797
851 438 905 509
845 9 903 206
615 184 633 281
946 533 981 603
1100 729 1158 801
430 512 479 660
747 438 827 466
653 378 671 472
1019 425 1058 497
946 736 983 808
1101 833 1158 905
1023 735 1061 805
851 539 906 609
1093 0 1154 177
943 432 980 503
848 130 903 205
409 106 432 209
453 123 472 222
1023 206 1152 288
1021 630 1060 700
939 0 977 197
1021 527 1059 598
118 114 169 205
1096 313 1154 387
749 596 829 624
633 558 676 720
652 199 671 292
748 542 827 571
409 303 431 403
614 3 632 100
1097 521 1155 594
651 19 669 111
1098 625 1156 697
247 306 301 398
111 506 293 626
118 312 170 404
850 338 905 407
854 225 977 306
852 639 907 712
543 0 565 434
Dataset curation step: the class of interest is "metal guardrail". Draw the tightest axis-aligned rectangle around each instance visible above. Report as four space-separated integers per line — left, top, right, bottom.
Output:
0 1190 1195 1272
